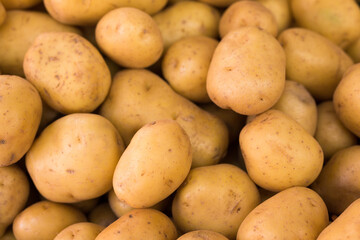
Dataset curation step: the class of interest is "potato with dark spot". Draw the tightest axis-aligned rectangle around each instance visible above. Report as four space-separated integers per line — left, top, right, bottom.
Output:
177 230 229 240
54 222 104 240
1 0 41 9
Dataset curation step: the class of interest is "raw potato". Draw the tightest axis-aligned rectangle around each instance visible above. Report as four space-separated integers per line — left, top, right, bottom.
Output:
172 164 260 239
237 187 329 240
24 32 111 114
219 1 278 38
207 27 286 115
95 209 178 240
0 10 80 76
0 166 30 237
240 109 323 192
197 0 237 7
0 2 5 26
113 120 192 208
153 1 220 49
258 0 292 32
346 36 360 63
26 113 125 203
13 201 86 240
0 75 42 167
1 0 41 9
88 203 117 227
291 0 360 48
100 69 229 168
315 101 357 160
54 222 104 240
70 199 99 214
96 7 163 68
177 230 229 240
162 36 218 103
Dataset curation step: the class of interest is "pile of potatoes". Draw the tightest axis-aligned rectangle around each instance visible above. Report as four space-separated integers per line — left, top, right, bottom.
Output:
1 0 360 239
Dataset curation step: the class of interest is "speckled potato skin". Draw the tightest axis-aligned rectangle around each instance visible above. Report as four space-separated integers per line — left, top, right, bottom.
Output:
1 0 41 9
177 230 229 240
207 27 285 115
172 164 260 239
258 0 292 32
24 32 111 114
54 222 104 240
95 209 178 240
0 75 42 167
236 187 329 240
0 166 29 238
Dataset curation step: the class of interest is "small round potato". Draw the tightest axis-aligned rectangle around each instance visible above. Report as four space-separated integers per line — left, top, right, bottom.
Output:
1 0 41 9
177 230 229 240
258 0 292 32
54 222 104 240
88 203 117 227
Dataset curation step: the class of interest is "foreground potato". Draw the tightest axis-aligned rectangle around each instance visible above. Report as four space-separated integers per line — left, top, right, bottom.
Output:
54 222 104 240
177 230 229 240
26 113 124 203
207 27 285 115
0 75 42 167
237 187 329 240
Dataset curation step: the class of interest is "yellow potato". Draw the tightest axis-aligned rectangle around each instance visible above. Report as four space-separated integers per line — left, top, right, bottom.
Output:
24 32 111 114
346 36 360 63
95 209 178 240
54 222 104 240
237 187 329 239
0 166 29 237
219 1 278 38
26 113 125 203
1 0 41 9
291 0 360 48
153 1 220 49
258 0 292 32
96 7 163 68
162 36 218 103
0 2 5 26
172 164 260 239
207 27 286 115
197 0 237 7
38 101 60 134
100 69 229 168
70 198 100 214
13 201 86 240
0 75 42 167
88 203 117 227
177 230 229 240
0 10 80 76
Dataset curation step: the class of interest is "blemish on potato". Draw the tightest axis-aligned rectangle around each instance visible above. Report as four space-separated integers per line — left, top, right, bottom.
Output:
66 169 75 174
0 139 6 144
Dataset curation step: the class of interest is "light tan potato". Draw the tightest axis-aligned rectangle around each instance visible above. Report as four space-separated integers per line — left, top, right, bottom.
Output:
258 0 292 32
0 75 42 167
54 222 104 240
162 36 218 103
100 69 229 168
317 198 360 240
291 0 360 48
219 1 278 38
153 1 220 49
240 109 323 192
278 28 354 100
44 0 167 26
237 187 329 240
177 230 229 240
315 101 357 160
333 63 360 137
172 164 260 239
346 36 360 63
2 0 41 9
0 2 5 26
207 27 285 115
95 209 178 240
24 32 111 114
70 198 100 214
26 113 125 203
96 7 163 68
0 166 29 237
311 145 360 215
13 201 86 240
88 203 117 227
0 10 80 76
197 0 237 7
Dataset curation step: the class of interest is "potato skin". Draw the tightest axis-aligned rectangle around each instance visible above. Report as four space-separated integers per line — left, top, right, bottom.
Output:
197 0 237 8
1 0 41 9
177 230 229 240
0 2 5 26
88 203 117 227
54 222 104 240
207 27 285 115
258 0 292 32
0 75 42 167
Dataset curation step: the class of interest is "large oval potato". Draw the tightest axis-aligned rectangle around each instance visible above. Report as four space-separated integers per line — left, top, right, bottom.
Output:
0 75 42 167
177 230 229 240
258 0 292 33
207 27 285 115
54 222 104 240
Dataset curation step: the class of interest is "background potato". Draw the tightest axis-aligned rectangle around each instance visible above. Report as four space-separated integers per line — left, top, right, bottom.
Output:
346 36 360 63
177 230 229 240
258 0 292 33
1 0 41 9
197 0 237 7
13 201 86 240
70 199 100 214
0 2 5 26
0 229 15 240
0 10 80 76
54 222 104 240
0 75 42 167
88 203 117 227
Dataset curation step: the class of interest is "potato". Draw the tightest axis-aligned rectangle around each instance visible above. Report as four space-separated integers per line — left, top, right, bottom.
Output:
346 36 360 63
38 101 60 134
0 2 5 26
315 101 357 160
291 0 360 48
70 198 99 214
177 230 229 240
54 222 104 240
317 198 360 240
88 203 117 227
44 0 167 26
95 7 163 68
24 32 111 114
240 109 323 192
100 69 229 168
26 113 125 203
258 0 292 32
1 0 41 9
0 10 80 76
311 145 360 215
162 36 218 103
219 1 278 38
172 164 260 239
197 0 237 7
0 75 42 167
153 1 220 49
0 166 30 237
95 209 178 240
207 27 285 115
237 187 329 240
333 63 360 137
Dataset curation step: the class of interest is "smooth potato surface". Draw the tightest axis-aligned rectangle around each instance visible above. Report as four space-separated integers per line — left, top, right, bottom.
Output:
54 222 104 240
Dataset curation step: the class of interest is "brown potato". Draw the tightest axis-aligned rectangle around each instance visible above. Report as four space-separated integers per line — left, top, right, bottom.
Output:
258 0 292 32
1 0 41 9
177 230 229 240
70 198 100 214
88 203 117 227
54 222 104 240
